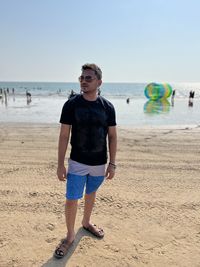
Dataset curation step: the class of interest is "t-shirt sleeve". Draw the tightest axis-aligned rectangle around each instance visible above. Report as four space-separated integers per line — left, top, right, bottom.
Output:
59 100 74 125
108 104 117 126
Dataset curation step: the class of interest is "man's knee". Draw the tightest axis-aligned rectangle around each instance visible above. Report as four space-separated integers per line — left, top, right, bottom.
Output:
66 199 78 207
85 191 96 197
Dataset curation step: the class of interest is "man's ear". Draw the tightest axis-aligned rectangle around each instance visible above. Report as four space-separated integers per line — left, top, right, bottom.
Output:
98 80 102 87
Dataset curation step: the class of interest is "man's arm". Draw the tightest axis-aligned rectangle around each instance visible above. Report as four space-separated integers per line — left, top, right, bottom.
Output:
105 126 117 180
57 124 71 181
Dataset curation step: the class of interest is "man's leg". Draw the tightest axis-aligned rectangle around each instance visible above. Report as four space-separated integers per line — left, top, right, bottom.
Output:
54 172 86 258
54 199 77 258
82 175 105 237
65 199 78 242
82 191 104 238
82 191 96 227
65 173 86 240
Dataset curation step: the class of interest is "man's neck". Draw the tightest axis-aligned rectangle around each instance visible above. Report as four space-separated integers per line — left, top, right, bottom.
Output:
82 92 98 101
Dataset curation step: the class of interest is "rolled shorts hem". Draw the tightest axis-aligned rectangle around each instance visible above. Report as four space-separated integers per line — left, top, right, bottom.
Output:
66 194 83 200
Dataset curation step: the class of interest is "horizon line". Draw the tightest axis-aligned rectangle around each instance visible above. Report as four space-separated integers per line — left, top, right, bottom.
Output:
1 80 200 84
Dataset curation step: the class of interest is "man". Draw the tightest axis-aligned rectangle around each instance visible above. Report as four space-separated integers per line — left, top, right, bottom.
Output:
54 63 117 259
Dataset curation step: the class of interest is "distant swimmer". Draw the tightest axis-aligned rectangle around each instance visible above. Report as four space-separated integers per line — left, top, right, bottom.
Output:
189 90 195 99
188 90 195 107
26 90 32 104
171 90 175 106
4 89 8 106
68 89 76 99
126 97 130 104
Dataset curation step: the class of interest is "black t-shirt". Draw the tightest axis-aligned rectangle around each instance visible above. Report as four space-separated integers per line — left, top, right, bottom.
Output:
60 94 116 165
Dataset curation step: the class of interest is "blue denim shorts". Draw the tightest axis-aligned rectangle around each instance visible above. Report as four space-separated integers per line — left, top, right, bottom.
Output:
66 173 105 200
66 159 105 200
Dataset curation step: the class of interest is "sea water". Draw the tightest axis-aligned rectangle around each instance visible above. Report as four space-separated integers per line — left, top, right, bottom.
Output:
0 82 200 127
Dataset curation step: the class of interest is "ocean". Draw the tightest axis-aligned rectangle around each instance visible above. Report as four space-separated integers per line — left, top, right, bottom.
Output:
0 81 200 127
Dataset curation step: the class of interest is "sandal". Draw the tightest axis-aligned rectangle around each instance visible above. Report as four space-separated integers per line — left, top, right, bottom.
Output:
54 238 74 259
83 224 104 238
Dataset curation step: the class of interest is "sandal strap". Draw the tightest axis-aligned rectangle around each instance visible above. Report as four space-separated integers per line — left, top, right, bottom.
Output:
56 239 73 253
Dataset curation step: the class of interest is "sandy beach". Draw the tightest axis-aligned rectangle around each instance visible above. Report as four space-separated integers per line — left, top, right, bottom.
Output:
0 123 200 267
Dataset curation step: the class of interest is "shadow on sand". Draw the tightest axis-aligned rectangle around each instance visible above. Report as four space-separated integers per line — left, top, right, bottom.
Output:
41 227 97 267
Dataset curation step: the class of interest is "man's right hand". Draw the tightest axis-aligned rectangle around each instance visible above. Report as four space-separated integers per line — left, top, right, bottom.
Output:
57 166 67 181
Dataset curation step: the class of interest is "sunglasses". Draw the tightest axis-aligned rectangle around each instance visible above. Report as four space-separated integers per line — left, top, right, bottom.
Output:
78 75 97 83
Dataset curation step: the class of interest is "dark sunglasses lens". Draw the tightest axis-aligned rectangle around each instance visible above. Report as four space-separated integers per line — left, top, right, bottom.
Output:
79 76 93 82
85 76 92 82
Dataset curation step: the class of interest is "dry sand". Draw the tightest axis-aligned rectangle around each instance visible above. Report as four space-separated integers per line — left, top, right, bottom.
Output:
0 123 200 267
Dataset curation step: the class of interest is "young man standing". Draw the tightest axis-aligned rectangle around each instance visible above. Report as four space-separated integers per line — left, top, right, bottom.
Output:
54 63 117 259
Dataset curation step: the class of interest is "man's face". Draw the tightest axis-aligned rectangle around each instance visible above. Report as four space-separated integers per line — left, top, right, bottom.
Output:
79 69 102 94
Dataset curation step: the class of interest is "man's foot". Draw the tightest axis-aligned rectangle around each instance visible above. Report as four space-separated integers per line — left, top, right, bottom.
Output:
54 238 74 259
83 223 104 238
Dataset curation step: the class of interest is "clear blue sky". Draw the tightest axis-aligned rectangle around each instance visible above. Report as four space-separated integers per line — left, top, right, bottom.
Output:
0 0 200 82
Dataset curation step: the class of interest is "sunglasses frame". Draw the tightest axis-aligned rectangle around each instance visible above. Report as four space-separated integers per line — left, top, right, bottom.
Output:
78 75 97 83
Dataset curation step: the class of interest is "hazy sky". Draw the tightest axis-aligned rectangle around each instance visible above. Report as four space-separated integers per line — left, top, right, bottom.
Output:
1 0 200 82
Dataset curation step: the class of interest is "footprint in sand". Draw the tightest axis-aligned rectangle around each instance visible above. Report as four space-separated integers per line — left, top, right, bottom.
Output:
46 223 55 231
29 191 38 197
34 223 55 232
45 237 57 243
